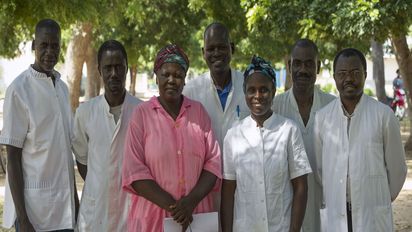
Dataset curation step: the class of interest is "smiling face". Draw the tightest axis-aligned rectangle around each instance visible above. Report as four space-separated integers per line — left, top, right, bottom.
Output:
156 62 186 103
99 49 127 98
289 45 319 93
245 72 276 123
334 55 366 101
32 27 61 75
202 26 233 76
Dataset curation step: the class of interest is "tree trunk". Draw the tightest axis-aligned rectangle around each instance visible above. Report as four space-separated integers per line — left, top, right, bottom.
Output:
284 55 292 91
129 65 137 96
371 39 388 104
391 34 412 150
64 22 94 112
86 45 100 99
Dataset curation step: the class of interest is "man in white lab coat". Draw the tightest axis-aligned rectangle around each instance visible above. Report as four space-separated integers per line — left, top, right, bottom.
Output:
72 40 142 231
0 19 78 231
314 48 407 232
273 39 335 232
183 22 249 148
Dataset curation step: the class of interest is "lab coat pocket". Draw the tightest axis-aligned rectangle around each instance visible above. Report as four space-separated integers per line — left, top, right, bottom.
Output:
24 188 54 229
366 142 385 176
374 205 392 232
320 208 328 232
77 194 96 231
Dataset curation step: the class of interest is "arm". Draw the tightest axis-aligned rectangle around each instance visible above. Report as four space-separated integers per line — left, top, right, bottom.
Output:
6 145 35 231
221 179 236 232
289 175 308 232
383 112 407 201
131 179 176 211
76 161 87 181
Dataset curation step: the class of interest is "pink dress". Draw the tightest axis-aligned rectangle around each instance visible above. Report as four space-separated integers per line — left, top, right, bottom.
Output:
122 96 222 232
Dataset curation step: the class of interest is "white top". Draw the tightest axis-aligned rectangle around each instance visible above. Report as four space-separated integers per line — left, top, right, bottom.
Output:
0 66 76 231
183 70 249 148
72 93 142 232
314 94 407 232
273 87 335 232
223 114 312 232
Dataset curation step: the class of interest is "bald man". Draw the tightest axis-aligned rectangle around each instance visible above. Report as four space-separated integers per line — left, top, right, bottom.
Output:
183 22 249 150
0 19 78 231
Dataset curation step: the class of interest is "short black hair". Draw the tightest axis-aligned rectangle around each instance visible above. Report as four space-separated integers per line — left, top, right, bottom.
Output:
97 40 128 68
291 39 319 57
333 48 366 73
35 19 61 36
203 22 230 42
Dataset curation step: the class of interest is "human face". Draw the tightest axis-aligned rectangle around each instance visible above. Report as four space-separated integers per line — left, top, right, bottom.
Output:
334 55 366 100
289 46 319 92
156 62 186 102
32 28 61 75
202 28 233 75
245 72 276 122
99 49 127 97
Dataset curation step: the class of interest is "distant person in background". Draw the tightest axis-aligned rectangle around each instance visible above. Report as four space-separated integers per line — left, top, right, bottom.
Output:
72 40 142 231
273 39 335 232
393 69 404 90
122 44 221 232
314 48 407 232
0 19 78 231
183 22 249 149
221 56 311 232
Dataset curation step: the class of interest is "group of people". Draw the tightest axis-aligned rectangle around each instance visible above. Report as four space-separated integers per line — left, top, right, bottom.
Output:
0 18 407 232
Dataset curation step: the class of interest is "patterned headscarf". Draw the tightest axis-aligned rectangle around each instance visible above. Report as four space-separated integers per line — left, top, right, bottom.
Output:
154 44 189 73
243 55 276 87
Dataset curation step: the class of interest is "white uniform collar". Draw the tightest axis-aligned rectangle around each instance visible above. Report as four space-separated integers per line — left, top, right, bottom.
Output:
29 65 61 80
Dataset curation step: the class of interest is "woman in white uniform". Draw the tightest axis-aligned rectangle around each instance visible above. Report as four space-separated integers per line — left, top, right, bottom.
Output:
221 56 312 232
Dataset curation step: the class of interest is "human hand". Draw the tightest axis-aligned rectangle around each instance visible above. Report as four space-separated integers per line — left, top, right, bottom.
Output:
170 196 196 228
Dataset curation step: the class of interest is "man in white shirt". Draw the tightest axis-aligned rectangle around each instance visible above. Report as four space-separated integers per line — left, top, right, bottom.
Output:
273 39 335 232
183 22 249 148
314 48 407 232
0 19 78 231
72 40 142 231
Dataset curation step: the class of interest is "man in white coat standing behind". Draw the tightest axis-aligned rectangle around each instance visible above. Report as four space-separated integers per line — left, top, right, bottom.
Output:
72 40 142 231
183 22 249 148
273 39 335 232
314 48 407 232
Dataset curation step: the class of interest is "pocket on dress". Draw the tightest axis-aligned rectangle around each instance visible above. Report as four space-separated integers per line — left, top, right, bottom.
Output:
77 194 96 231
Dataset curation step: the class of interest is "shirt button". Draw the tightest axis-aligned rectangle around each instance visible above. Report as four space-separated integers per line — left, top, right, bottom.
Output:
339 179 343 183
179 179 185 184
177 150 182 155
175 123 180 128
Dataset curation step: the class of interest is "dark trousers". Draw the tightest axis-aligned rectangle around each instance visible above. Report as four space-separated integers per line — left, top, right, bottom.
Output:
347 202 353 232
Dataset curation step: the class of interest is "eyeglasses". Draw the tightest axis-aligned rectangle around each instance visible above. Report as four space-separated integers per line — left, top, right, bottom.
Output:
335 70 363 79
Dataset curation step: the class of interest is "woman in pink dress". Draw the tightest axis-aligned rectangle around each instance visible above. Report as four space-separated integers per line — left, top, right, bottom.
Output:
122 44 222 232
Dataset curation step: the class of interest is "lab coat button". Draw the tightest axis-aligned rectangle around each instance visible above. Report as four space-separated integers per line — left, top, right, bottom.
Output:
339 179 343 183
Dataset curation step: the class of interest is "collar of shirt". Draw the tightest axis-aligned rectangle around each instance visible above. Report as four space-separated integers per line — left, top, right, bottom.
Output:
339 94 364 119
150 95 192 118
29 65 61 80
216 80 232 110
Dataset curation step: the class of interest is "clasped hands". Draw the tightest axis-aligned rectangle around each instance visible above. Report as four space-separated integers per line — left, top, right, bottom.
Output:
168 195 197 232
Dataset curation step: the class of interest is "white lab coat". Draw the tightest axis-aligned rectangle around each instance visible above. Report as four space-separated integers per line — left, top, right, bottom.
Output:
0 66 76 231
72 92 142 232
223 114 312 232
314 94 407 232
273 87 335 232
183 70 249 148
